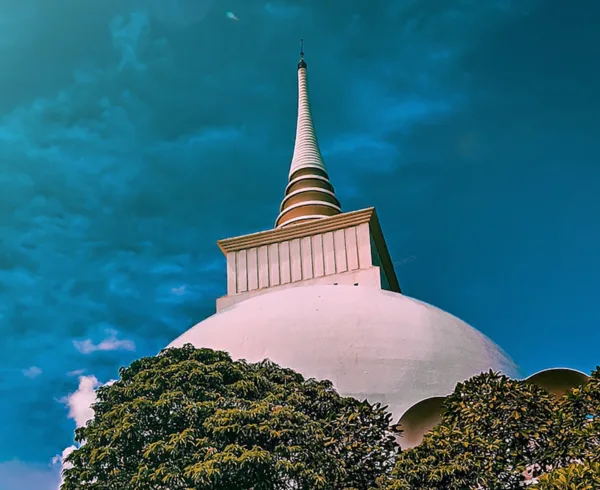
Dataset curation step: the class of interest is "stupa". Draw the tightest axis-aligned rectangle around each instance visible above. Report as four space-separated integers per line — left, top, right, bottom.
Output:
169 42 588 447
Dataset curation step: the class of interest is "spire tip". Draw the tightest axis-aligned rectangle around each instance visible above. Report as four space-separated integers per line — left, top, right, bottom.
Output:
298 39 307 69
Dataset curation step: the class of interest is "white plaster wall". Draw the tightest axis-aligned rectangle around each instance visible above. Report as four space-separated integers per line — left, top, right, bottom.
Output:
170 285 519 422
216 267 381 311
226 224 372 296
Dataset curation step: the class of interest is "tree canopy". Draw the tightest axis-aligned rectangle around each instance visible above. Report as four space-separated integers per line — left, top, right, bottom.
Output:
550 367 600 467
529 461 600 489
61 344 398 490
379 371 558 489
379 368 600 489
61 343 600 490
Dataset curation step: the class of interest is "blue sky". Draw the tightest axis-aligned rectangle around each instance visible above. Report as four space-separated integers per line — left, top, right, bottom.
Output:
1 0 599 488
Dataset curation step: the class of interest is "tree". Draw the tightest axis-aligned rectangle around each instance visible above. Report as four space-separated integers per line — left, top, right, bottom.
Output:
551 367 600 467
529 461 600 489
61 344 398 490
379 371 557 490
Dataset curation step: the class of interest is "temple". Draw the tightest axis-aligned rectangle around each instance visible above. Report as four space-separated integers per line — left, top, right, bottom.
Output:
169 43 589 448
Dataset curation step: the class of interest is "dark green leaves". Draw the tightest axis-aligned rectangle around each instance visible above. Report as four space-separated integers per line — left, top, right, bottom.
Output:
61 344 398 490
530 461 600 489
379 371 558 490
550 367 600 467
61 345 600 490
380 368 600 489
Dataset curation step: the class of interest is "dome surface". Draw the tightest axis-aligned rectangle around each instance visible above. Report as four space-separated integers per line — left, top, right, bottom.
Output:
169 285 518 421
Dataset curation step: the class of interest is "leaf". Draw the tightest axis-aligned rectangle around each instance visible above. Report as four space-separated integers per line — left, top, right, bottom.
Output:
60 345 399 489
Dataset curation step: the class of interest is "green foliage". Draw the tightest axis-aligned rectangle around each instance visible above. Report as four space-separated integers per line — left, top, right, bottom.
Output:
379 371 557 490
60 344 600 489
530 461 600 489
551 367 600 466
61 344 398 490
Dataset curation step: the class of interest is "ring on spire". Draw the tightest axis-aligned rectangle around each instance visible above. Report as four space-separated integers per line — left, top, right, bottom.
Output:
276 47 341 228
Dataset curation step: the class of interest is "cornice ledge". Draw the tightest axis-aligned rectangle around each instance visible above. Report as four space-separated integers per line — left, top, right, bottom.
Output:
217 207 376 254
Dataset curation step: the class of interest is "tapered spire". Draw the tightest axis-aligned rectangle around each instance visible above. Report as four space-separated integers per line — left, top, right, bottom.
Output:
275 41 342 228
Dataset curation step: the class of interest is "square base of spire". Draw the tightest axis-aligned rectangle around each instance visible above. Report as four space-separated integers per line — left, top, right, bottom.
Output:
215 207 401 311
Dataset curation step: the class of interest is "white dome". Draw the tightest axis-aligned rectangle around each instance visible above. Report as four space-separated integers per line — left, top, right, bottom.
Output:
169 285 518 421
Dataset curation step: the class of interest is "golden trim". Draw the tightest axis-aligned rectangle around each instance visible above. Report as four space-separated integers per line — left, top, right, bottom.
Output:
219 208 374 253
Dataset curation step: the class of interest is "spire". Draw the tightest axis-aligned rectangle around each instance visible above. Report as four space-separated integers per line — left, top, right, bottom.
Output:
298 38 306 69
275 41 342 228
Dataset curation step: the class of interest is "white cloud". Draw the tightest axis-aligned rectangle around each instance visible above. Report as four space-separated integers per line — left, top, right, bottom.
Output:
66 369 85 377
53 376 117 488
61 374 117 428
73 329 135 355
22 366 42 378
51 445 76 490
62 375 100 427
0 460 60 490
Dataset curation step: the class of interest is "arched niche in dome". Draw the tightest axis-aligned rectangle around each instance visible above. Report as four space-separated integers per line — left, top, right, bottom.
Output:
396 396 446 449
525 368 589 396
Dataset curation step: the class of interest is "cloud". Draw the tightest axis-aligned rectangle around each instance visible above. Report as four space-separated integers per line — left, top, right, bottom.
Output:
109 12 151 72
51 445 76 490
4 2 599 489
2 3 524 393
54 376 115 489
66 369 86 377
73 330 136 355
61 375 117 428
323 134 400 174
22 366 42 378
61 375 101 428
0 460 60 490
